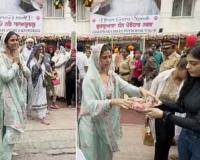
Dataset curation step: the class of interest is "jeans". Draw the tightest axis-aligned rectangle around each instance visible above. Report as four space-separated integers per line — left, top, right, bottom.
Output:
178 129 200 160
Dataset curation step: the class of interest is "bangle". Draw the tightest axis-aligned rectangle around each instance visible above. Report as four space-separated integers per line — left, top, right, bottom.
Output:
163 111 171 121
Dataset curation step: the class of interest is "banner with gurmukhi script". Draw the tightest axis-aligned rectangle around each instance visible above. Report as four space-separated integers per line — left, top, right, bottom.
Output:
90 0 161 35
0 0 44 34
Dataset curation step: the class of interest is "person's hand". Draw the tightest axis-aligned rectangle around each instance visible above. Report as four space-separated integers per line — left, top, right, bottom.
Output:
13 56 20 64
128 97 152 112
144 108 164 119
110 99 133 110
128 76 132 83
130 101 146 112
38 53 44 64
145 96 162 108
13 56 22 68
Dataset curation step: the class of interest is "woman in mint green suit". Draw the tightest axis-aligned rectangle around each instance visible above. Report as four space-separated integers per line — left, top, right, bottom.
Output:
78 44 145 160
0 31 31 160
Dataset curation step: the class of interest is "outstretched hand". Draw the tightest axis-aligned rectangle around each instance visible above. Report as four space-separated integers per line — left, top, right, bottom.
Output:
144 108 164 119
110 99 134 109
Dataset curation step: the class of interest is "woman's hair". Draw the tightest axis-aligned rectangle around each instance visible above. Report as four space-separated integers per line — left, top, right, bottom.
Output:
27 43 43 68
100 44 112 55
177 45 200 106
4 31 19 44
50 60 55 67
120 47 129 53
176 56 187 70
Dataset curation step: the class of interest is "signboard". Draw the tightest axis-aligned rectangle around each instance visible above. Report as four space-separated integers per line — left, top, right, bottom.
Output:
0 0 44 34
90 0 161 35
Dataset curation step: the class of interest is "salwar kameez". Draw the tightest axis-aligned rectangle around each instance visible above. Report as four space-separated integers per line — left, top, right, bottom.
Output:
30 59 48 120
78 44 142 160
0 54 29 160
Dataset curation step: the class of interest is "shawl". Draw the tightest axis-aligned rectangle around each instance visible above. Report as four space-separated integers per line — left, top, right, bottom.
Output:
27 44 43 88
80 44 141 151
0 32 29 135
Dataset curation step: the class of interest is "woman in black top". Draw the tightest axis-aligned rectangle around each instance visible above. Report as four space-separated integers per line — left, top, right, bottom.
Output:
146 45 200 160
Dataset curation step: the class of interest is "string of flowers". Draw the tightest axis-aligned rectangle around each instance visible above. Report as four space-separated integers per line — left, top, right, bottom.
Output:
77 34 187 41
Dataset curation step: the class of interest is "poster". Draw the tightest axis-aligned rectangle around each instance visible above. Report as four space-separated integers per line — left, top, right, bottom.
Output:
0 0 45 34
90 0 161 35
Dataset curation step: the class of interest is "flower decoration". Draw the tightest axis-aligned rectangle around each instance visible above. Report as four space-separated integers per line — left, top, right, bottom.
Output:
54 0 64 9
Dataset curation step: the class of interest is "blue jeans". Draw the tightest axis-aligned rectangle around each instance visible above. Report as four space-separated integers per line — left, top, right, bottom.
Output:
178 129 200 160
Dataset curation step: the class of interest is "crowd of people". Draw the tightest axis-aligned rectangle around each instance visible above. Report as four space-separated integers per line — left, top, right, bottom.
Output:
0 31 75 160
78 31 200 160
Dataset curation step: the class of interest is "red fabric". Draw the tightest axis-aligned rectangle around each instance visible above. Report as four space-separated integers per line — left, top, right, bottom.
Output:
132 59 142 78
186 35 197 48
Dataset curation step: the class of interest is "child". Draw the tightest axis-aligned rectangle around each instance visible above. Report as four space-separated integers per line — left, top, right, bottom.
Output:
131 50 143 87
46 61 60 109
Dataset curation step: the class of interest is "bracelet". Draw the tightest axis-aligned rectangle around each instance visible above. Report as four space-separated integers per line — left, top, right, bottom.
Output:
162 111 171 121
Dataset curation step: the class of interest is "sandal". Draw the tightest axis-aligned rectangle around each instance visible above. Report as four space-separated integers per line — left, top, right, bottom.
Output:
40 119 50 125
50 104 59 109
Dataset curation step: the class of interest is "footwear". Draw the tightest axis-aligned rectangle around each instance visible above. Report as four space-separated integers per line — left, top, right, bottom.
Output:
50 104 59 109
40 119 50 125
54 104 60 109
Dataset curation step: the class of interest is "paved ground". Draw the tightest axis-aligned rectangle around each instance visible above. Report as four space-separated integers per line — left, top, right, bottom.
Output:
13 103 76 160
13 106 177 160
117 109 177 160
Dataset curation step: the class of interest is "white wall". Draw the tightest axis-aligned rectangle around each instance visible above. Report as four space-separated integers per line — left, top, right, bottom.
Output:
43 1 76 35
159 0 200 34
77 0 200 35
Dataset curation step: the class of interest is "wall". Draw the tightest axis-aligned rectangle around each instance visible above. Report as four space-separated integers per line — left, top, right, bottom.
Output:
43 1 76 35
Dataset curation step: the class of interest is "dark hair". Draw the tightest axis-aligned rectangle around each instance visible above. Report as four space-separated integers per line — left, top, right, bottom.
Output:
134 50 141 55
50 60 55 67
77 43 85 52
197 31 200 37
177 45 200 106
27 43 43 68
120 47 129 53
146 48 154 56
4 31 19 44
176 56 187 69
100 44 112 55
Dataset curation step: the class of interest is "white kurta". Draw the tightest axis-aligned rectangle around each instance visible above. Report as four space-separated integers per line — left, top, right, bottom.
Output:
52 52 70 98
30 59 47 119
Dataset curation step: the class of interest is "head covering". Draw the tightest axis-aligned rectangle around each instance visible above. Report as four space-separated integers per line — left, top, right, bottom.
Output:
26 43 43 68
25 37 34 43
59 46 66 55
114 47 119 53
0 31 19 54
90 44 104 72
186 35 197 48
0 32 8 53
162 40 177 49
128 45 134 51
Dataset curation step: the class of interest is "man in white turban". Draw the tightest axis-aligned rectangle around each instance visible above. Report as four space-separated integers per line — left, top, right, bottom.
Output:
21 37 34 64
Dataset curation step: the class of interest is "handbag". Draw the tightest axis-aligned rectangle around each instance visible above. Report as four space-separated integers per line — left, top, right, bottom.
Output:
52 79 60 86
143 118 154 146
